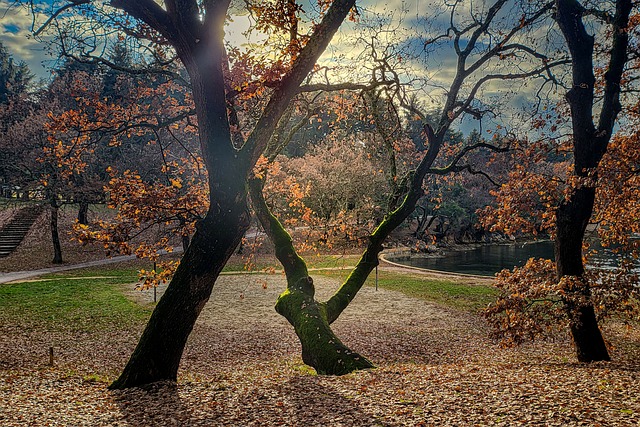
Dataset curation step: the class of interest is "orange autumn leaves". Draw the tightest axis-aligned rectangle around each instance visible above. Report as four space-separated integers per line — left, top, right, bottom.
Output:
42 70 205 289
481 123 640 347
254 134 389 253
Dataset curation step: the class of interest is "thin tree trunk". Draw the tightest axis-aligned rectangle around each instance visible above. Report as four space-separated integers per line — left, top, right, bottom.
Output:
109 202 250 389
77 200 89 225
50 197 63 264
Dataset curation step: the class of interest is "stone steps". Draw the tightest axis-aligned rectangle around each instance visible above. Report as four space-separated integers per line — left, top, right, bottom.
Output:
0 205 44 258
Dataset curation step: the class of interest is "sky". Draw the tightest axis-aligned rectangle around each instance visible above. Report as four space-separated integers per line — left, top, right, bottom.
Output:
0 0 568 136
0 1 52 78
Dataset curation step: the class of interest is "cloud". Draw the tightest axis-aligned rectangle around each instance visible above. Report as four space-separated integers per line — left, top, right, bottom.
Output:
0 1 52 78
0 0 567 136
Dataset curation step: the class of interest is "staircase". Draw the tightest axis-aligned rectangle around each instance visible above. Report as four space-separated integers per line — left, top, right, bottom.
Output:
0 205 44 258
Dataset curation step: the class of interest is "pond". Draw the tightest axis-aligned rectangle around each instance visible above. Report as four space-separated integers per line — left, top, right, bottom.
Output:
387 240 637 277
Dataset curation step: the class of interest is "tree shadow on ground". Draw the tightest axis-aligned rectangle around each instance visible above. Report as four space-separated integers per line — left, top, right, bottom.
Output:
112 381 199 426
110 373 400 426
278 375 399 427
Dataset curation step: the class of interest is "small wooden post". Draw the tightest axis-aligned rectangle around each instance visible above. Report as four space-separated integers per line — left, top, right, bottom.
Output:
48 346 54 366
375 265 378 291
153 262 157 303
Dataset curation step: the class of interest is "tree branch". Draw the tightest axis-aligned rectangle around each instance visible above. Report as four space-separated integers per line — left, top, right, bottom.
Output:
33 0 90 36
110 0 178 43
242 0 357 168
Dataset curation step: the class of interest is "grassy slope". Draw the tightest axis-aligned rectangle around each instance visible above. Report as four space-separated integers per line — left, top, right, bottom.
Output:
0 268 151 331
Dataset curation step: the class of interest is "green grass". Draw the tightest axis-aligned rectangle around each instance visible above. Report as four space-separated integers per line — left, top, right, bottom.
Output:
0 269 151 331
306 254 360 269
317 270 498 313
0 252 496 335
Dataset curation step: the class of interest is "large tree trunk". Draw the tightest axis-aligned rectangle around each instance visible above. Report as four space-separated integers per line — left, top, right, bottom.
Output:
553 0 631 362
109 201 249 389
555 187 610 362
108 0 358 388
50 198 63 264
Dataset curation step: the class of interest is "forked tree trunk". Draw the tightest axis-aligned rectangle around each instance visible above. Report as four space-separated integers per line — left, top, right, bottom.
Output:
50 198 63 264
249 178 374 374
554 0 631 362
109 201 250 389
275 277 375 374
249 137 439 374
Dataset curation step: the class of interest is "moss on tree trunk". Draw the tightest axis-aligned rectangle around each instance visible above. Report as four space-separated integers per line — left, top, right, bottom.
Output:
249 177 373 375
276 279 373 375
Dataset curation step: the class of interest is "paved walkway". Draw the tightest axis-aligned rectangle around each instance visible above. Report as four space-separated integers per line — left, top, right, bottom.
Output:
0 248 184 284
0 230 269 285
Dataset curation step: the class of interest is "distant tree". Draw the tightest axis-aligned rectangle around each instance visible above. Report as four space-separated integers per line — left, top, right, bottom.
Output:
0 42 32 105
0 42 34 192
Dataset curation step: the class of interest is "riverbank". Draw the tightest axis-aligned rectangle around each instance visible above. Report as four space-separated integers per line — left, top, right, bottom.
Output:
383 241 556 277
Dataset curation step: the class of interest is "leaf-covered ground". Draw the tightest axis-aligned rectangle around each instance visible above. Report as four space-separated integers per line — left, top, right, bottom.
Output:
1 273 639 426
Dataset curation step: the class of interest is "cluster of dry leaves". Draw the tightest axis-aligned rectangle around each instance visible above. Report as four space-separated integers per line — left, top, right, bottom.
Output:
1 273 638 426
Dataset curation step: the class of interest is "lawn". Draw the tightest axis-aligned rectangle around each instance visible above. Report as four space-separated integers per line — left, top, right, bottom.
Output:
316 269 498 313
221 252 361 272
0 269 150 331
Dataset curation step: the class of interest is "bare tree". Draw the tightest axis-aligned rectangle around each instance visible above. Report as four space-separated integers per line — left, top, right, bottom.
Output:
248 0 565 374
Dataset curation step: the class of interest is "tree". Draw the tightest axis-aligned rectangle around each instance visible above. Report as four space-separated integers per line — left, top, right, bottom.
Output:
482 0 637 362
248 0 561 375
0 42 32 105
47 51 203 266
553 0 633 362
28 0 359 388
0 42 34 192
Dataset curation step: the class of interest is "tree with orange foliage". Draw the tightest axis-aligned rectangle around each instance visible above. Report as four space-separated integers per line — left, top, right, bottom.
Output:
27 0 360 388
482 0 638 362
46 48 207 275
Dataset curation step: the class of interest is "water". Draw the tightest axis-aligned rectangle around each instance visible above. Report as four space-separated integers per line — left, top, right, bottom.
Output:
388 240 637 277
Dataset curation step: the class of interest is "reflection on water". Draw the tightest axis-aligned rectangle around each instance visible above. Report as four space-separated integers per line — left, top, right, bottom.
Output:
390 240 637 277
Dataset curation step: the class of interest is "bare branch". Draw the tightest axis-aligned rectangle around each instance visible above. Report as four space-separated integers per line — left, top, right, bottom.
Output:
242 0 357 166
453 59 570 123
297 79 396 94
34 0 90 36
428 141 510 178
